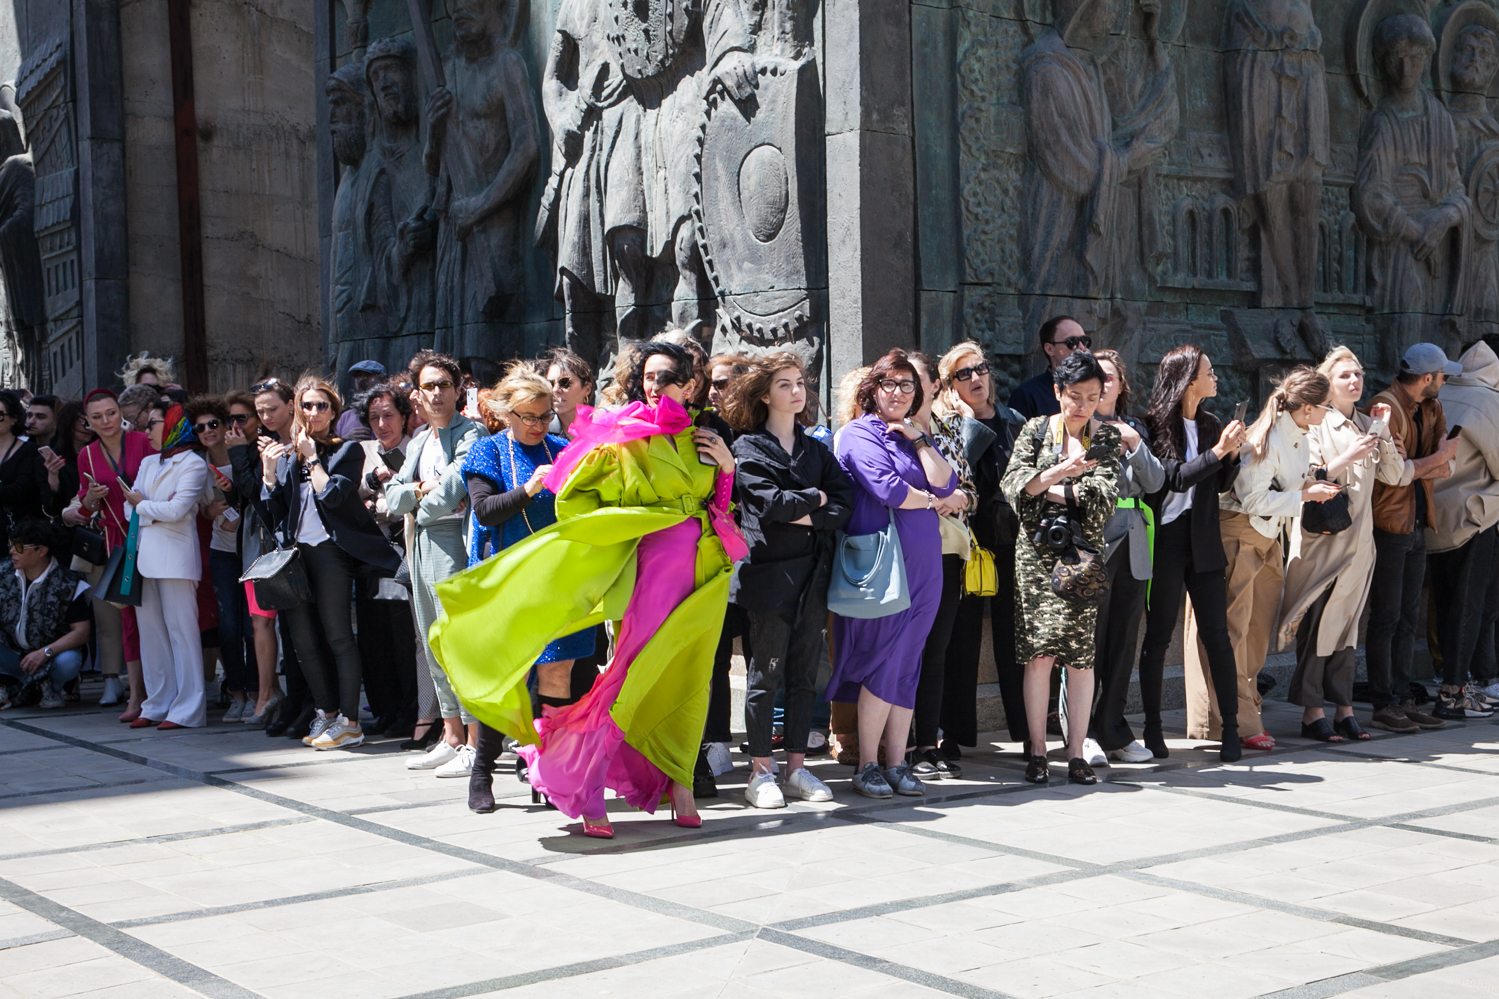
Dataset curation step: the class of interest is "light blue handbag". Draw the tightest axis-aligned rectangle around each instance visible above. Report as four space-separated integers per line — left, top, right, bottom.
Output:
827 508 910 618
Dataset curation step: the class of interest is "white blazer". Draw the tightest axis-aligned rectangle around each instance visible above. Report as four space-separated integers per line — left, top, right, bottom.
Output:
126 452 208 581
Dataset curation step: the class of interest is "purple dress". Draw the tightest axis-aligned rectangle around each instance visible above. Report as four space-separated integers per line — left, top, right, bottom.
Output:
829 415 957 708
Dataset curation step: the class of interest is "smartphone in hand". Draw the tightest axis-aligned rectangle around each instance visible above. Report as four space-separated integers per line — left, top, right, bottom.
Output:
1233 400 1248 424
37 445 55 462
1448 424 1464 441
1083 441 1114 462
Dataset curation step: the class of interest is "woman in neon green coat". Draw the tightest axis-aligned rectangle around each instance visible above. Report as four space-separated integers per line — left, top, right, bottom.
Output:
428 342 745 838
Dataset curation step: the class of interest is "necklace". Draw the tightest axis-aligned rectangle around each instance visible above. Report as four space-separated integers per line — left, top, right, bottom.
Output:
506 432 556 536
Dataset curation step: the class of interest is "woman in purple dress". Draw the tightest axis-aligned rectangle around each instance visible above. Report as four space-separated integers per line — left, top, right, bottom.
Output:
831 350 957 799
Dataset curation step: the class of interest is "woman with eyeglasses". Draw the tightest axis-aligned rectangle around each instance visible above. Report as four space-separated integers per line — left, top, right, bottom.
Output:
459 368 596 812
1196 367 1336 752
431 341 746 837
119 401 208 729
187 395 258 721
545 347 595 437
74 389 154 720
1002 352 1120 785
831 350 957 798
934 342 1028 760
1139 346 1249 761
261 377 401 751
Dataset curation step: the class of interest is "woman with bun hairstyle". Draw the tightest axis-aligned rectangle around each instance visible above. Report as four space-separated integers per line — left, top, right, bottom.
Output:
1139 346 1249 762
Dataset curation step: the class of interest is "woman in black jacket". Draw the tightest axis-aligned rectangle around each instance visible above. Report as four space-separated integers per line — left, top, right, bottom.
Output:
1139 346 1249 762
725 352 853 809
0 390 41 552
261 376 400 752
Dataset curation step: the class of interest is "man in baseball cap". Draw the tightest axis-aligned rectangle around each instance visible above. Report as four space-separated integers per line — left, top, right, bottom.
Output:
1365 343 1462 734
335 360 389 440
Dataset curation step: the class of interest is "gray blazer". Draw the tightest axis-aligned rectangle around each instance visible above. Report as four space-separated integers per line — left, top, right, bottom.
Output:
1103 415 1166 580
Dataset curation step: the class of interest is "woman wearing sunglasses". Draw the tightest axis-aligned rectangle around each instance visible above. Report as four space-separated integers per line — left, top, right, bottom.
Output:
261 377 400 751
545 347 595 437
431 340 746 837
459 367 595 812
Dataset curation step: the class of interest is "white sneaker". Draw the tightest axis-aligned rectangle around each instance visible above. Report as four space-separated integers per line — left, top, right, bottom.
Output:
223 699 247 723
807 731 828 751
784 767 834 802
38 688 64 709
302 709 335 746
1477 681 1499 701
1109 740 1153 763
311 714 364 751
434 743 475 778
1082 738 1108 767
406 741 458 770
98 676 123 706
744 770 786 809
705 741 734 776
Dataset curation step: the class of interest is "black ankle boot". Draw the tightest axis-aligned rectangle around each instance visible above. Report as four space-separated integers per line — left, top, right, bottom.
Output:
1143 720 1168 759
468 770 496 813
692 744 718 798
1219 728 1242 763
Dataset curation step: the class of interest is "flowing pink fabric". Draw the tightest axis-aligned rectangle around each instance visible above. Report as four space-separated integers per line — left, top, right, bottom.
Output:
543 398 692 493
518 519 702 818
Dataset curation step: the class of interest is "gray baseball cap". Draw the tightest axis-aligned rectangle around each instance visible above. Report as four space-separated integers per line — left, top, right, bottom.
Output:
1400 343 1462 377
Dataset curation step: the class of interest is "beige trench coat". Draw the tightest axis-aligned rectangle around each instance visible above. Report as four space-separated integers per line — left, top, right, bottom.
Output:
1276 408 1407 656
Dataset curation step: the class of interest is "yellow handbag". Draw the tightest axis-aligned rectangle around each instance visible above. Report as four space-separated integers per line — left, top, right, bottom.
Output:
964 541 998 597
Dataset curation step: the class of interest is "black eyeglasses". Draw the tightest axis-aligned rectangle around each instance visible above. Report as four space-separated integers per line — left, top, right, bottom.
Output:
300 400 331 413
878 379 917 395
193 420 221 434
511 410 557 427
226 413 251 426
1053 335 1092 351
951 362 989 383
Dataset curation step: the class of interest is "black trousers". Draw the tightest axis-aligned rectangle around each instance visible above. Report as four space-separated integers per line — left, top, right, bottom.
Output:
283 541 365 721
913 554 965 747
1089 543 1149 751
1288 584 1355 708
744 583 829 758
945 544 1022 744
1366 526 1425 708
357 577 417 723
1139 517 1239 735
1431 526 1499 689
276 610 312 718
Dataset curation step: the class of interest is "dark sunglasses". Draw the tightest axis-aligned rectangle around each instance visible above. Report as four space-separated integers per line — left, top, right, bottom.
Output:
420 379 455 392
300 400 331 413
951 362 989 383
1053 335 1092 351
193 419 221 434
646 369 687 388
551 376 573 390
711 378 731 391
226 413 251 425
250 379 283 394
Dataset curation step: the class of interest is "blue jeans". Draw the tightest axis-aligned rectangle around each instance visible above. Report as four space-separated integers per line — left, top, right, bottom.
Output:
210 549 257 694
0 646 85 694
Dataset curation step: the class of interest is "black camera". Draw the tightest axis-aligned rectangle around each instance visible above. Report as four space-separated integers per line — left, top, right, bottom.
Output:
1034 513 1074 553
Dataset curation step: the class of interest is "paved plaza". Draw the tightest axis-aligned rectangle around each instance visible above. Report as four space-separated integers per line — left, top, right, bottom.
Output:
3 694 1499 999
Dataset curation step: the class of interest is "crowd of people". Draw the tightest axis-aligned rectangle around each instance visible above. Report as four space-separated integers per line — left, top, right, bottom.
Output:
0 325 1493 835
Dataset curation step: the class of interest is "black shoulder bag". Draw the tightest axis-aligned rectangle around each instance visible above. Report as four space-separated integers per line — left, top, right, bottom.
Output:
239 457 311 609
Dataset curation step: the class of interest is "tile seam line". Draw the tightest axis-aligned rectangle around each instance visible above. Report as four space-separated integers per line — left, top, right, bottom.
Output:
1250 937 1499 997
0 817 316 863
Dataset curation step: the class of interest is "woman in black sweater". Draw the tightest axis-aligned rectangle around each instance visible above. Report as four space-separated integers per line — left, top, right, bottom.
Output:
724 352 853 809
1138 346 1249 762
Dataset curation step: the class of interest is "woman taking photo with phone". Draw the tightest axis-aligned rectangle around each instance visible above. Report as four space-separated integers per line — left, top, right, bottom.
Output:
1277 349 1399 741
1002 351 1120 785
1139 346 1248 761
261 377 401 751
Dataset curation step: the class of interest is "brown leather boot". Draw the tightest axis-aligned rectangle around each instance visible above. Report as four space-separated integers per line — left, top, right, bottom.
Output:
1369 704 1419 733
1402 698 1449 729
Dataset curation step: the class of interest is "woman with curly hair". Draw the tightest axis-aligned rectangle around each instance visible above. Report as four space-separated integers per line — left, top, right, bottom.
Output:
430 341 745 837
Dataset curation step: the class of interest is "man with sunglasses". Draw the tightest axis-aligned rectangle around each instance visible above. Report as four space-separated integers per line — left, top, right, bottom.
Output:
386 349 485 777
1008 315 1094 420
0 520 91 711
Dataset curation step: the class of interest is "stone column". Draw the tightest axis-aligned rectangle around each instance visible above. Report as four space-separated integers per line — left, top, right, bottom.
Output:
824 0 916 376
74 0 130 390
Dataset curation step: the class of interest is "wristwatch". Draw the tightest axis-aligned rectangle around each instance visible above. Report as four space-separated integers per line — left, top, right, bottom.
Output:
42 646 54 660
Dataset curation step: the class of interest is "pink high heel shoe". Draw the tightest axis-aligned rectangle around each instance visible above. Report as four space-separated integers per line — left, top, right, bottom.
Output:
669 786 700 829
582 816 614 838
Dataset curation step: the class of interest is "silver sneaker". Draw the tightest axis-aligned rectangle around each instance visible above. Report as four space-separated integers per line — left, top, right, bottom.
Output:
302 709 334 746
883 763 926 796
851 762 892 798
311 714 364 751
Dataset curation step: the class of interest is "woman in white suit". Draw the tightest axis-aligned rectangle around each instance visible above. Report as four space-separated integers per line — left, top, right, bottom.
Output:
122 400 208 729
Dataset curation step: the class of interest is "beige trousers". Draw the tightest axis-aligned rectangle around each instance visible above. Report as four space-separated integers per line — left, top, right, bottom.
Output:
1185 510 1282 739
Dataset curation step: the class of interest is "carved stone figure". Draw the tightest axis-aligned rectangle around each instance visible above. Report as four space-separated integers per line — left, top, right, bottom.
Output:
328 62 381 366
1222 0 1330 346
0 111 47 388
603 0 756 341
366 36 437 350
536 0 631 372
1445 21 1499 333
1353 14 1471 363
425 0 540 361
1020 0 1175 341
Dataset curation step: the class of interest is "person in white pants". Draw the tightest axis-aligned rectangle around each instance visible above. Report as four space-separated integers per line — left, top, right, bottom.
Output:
122 400 208 730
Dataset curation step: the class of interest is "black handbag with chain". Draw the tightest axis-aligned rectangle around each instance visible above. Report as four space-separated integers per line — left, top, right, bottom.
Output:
1301 467 1352 535
239 459 311 610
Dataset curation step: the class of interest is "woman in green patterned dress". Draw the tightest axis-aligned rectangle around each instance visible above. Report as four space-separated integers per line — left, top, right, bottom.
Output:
1001 351 1120 785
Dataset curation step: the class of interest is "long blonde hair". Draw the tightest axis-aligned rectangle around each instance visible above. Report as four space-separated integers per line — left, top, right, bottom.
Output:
1243 366 1330 458
934 342 994 417
835 366 871 426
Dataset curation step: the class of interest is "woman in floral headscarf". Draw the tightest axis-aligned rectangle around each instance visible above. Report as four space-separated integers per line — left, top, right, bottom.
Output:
119 400 209 729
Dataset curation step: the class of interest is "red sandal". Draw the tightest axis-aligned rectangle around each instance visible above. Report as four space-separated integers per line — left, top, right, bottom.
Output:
1241 731 1275 751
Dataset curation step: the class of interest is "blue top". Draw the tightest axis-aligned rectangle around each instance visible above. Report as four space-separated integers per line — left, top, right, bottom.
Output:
1007 369 1061 420
462 431 570 566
